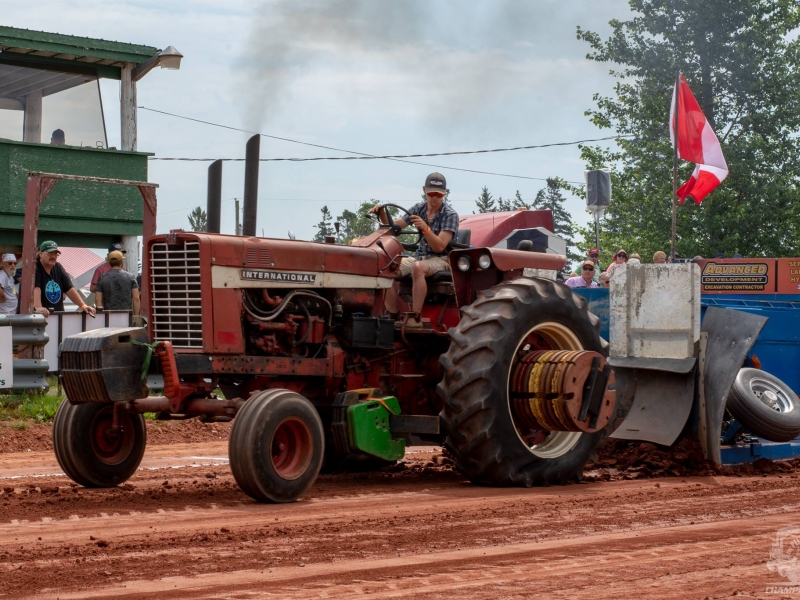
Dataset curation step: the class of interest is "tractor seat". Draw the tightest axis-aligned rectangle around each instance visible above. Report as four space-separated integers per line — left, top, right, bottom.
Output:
397 228 470 291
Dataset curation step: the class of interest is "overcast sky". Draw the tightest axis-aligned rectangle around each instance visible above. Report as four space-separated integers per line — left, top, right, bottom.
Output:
4 0 634 241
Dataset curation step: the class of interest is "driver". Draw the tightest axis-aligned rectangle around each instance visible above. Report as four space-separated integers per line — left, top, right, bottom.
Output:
370 172 459 328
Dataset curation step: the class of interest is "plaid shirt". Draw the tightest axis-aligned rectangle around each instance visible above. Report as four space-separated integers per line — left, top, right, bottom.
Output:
403 201 459 259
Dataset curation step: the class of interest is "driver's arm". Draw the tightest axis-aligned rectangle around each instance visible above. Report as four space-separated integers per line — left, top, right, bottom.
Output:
369 204 409 227
425 229 454 254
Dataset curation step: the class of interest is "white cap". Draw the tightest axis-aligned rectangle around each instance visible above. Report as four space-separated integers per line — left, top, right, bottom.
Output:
1 254 16 263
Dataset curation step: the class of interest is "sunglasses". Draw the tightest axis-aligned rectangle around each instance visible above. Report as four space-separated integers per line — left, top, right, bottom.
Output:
426 191 445 198
589 253 599 258
582 266 595 271
617 254 627 259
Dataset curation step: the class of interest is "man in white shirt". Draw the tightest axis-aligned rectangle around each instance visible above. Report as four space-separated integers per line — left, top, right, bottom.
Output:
0 254 18 314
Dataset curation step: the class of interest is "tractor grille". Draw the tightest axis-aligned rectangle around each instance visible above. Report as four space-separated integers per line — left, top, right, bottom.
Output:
245 247 273 267
150 241 203 348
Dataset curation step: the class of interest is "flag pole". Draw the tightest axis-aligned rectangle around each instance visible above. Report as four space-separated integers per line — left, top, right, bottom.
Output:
671 70 680 262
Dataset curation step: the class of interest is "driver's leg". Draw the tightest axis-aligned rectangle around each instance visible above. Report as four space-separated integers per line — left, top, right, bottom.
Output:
384 281 399 314
411 260 432 313
386 257 415 315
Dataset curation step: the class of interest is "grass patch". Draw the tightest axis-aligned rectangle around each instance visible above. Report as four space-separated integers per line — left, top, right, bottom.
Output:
0 376 62 422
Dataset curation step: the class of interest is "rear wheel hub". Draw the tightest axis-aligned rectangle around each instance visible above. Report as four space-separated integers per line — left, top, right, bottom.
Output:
510 349 615 434
271 418 314 480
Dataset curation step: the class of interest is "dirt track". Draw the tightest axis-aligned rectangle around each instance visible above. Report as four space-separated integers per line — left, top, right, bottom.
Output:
2 427 800 599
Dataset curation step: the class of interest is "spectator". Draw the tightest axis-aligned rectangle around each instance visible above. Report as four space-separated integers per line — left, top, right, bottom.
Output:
91 243 127 293
50 129 65 146
95 251 140 315
0 254 18 315
599 272 610 288
606 249 628 275
33 241 95 317
628 253 642 266
565 261 599 288
733 253 743 259
575 248 603 282
714 252 725 259
589 247 601 267
571 247 601 281
653 251 667 264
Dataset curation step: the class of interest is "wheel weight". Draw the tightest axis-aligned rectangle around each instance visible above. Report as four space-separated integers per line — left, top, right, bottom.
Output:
510 350 615 434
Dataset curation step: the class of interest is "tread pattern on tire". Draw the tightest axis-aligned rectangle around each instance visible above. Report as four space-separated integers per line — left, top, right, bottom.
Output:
437 277 608 487
229 389 324 503
52 398 146 488
727 368 800 443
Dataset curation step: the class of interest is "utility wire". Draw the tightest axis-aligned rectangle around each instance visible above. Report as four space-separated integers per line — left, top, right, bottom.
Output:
139 105 625 184
159 196 492 217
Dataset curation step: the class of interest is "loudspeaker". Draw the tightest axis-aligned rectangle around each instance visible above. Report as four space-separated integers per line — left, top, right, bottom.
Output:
586 170 611 211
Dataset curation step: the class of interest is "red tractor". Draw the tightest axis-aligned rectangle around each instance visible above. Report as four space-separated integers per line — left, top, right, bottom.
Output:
55 206 616 502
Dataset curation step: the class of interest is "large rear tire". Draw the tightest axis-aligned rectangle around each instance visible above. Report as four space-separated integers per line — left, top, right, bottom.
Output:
52 399 146 487
229 389 324 503
438 278 608 487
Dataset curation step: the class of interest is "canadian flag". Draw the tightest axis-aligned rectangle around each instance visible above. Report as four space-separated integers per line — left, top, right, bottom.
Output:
669 74 728 205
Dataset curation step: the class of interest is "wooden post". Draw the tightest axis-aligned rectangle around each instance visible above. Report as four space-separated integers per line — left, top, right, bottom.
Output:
23 90 42 144
137 185 158 318
671 71 680 263
235 198 241 235
19 175 58 316
121 235 139 278
121 64 137 151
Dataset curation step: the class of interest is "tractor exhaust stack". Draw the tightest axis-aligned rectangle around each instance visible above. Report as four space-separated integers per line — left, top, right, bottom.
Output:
206 159 222 234
242 134 260 237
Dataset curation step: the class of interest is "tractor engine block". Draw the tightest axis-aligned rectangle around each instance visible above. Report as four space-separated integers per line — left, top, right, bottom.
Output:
242 288 330 357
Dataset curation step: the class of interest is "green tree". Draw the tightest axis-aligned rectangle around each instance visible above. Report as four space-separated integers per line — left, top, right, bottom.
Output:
187 207 207 232
577 1 800 259
475 186 496 213
497 190 533 212
313 205 335 242
336 200 382 244
533 178 581 266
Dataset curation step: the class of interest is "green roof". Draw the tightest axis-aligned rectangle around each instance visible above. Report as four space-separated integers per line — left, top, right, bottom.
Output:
0 26 158 66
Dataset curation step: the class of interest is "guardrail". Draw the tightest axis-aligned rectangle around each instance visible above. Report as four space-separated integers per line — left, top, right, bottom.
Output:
0 313 49 392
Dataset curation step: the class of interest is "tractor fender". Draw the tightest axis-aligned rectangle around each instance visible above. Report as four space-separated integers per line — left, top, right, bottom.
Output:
448 247 567 308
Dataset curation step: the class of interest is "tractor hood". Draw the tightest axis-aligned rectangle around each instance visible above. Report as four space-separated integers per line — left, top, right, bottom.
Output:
148 231 397 291
459 210 555 249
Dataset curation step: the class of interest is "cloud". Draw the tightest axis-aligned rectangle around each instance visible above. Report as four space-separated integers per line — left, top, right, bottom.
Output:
236 0 630 131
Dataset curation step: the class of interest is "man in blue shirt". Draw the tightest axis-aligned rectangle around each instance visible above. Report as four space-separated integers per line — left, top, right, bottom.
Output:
33 241 95 317
371 173 459 328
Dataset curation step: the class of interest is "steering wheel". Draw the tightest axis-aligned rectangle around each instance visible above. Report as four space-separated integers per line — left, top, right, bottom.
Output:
372 203 424 251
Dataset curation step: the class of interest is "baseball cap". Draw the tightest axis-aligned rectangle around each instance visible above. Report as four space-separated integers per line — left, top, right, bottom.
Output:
582 260 596 270
38 240 60 254
108 243 127 254
108 250 125 265
589 248 599 255
424 172 447 191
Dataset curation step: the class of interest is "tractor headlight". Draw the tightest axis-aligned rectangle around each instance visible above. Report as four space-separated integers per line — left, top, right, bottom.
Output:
457 256 472 272
478 253 492 270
